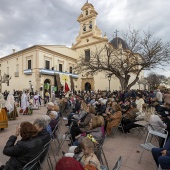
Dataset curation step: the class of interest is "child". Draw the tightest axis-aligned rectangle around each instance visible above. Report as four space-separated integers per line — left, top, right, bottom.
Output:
79 137 101 170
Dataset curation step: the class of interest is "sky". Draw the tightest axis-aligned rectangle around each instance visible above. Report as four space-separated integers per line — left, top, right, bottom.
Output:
0 0 170 76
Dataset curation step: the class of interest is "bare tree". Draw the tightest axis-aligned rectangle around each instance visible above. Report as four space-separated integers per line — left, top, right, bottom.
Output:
146 73 168 90
75 29 170 90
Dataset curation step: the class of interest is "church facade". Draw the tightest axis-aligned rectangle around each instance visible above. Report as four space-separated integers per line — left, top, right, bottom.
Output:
0 2 144 94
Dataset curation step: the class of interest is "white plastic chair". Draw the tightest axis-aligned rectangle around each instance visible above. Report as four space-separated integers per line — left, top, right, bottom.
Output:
138 128 168 163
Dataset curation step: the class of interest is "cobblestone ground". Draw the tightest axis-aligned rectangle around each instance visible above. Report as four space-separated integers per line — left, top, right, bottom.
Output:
0 106 157 170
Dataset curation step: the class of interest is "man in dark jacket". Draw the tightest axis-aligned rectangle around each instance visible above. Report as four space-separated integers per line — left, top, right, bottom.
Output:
152 137 170 169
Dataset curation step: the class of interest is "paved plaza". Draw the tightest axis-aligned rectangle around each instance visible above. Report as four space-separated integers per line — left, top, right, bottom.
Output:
0 106 157 170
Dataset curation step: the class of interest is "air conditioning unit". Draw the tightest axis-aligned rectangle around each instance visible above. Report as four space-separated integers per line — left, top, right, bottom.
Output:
14 72 19 77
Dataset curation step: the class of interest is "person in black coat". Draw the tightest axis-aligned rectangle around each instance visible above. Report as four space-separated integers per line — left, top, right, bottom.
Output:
0 122 43 170
33 117 51 162
33 118 51 146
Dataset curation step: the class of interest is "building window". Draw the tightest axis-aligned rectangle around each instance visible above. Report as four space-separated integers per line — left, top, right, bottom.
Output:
69 66 72 73
28 60 31 69
45 60 50 69
83 24 86 31
85 49 90 62
16 64 19 72
89 21 92 29
86 10 88 15
7 67 9 75
59 64 62 72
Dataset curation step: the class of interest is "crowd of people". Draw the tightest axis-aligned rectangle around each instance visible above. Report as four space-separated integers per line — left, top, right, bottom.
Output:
0 88 170 169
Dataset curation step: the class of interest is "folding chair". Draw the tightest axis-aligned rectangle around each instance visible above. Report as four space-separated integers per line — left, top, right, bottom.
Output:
112 156 122 170
133 120 149 140
57 121 73 155
22 146 49 170
50 118 62 159
112 117 126 138
95 134 109 170
42 141 54 170
138 128 168 163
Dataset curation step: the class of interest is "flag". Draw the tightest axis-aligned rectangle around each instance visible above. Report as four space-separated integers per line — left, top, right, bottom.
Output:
65 82 70 92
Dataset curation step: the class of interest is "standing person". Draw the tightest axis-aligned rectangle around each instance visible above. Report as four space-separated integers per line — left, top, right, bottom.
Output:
3 90 8 100
5 93 18 120
51 91 56 103
135 94 145 113
20 91 28 115
44 90 50 106
0 93 8 130
156 89 163 105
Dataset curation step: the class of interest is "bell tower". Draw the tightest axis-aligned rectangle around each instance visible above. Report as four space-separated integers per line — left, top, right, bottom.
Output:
72 1 107 49
77 2 99 36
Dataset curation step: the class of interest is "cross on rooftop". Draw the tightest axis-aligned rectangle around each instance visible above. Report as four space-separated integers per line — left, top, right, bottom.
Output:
114 30 119 38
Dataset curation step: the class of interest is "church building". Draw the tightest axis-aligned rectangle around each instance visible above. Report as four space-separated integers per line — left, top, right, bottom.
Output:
0 2 144 95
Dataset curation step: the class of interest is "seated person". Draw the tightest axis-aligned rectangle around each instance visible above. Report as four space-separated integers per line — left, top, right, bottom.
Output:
42 115 52 137
121 102 139 126
153 102 165 115
70 106 95 142
49 111 59 131
73 116 105 146
152 137 170 169
0 122 43 170
150 113 167 147
65 101 87 126
95 100 106 115
121 99 131 114
55 157 84 170
46 102 54 115
33 118 51 146
123 104 147 133
105 104 122 135
79 137 101 170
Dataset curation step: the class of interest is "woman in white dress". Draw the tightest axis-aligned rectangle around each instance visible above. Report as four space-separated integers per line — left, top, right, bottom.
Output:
20 91 29 115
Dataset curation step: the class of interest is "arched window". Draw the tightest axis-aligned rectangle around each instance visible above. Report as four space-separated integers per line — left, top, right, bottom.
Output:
86 10 88 15
83 25 86 31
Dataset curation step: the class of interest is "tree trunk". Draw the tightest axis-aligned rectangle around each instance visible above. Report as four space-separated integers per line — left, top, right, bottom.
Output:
119 78 128 91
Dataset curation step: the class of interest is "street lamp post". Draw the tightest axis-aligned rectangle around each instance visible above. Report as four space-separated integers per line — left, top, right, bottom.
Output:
108 75 111 92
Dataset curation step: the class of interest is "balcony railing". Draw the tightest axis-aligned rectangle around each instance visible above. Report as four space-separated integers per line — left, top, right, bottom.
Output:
24 69 32 75
39 68 78 78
